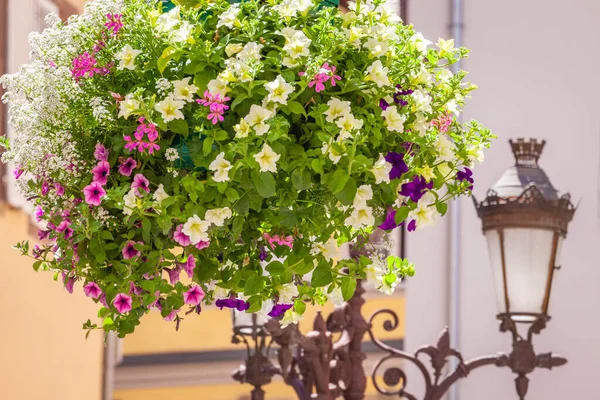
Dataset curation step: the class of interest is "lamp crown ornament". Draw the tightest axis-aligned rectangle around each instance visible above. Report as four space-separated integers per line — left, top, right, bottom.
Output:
509 138 546 168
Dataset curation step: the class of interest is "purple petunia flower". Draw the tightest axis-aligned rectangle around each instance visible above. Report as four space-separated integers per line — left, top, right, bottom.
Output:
94 143 109 161
173 224 191 246
132 173 150 195
113 293 133 314
184 284 205 306
384 152 408 180
399 176 433 203
195 240 210 250
84 282 102 299
83 181 106 206
164 310 178 322
62 272 75 294
54 183 65 197
379 98 390 111
167 265 182 285
183 255 196 279
215 298 250 311
92 161 110 186
268 303 293 318
407 220 417 232
122 240 142 260
378 207 398 231
259 245 268 261
456 167 474 190
118 157 137 177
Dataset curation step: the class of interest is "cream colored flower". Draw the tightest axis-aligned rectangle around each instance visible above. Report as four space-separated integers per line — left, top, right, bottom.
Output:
371 154 392 184
225 43 244 57
205 207 232 227
336 112 363 135
435 135 455 162
436 37 455 55
408 193 437 230
152 184 169 205
279 283 299 303
118 93 141 119
115 45 142 71
207 78 230 97
209 152 233 182
217 4 240 29
381 106 406 133
155 96 185 122
365 60 390 87
324 98 351 123
327 286 344 306
183 215 210 244
253 144 280 173
234 119 252 138
172 77 198 102
265 75 294 105
345 205 375 230
123 188 138 216
280 309 303 328
244 105 273 136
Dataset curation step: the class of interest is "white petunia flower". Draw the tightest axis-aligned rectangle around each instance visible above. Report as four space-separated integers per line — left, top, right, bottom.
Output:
207 78 230 97
155 96 185 122
410 32 432 55
182 215 211 244
437 68 453 83
407 192 437 230
280 309 303 328
172 77 198 102
412 89 432 113
265 75 294 105
345 205 375 230
118 93 141 119
225 43 244 57
365 60 391 87
381 106 406 132
324 98 351 123
152 184 169 205
257 299 275 318
312 237 340 262
279 283 299 303
205 207 232 227
253 144 280 173
435 135 455 162
217 4 240 29
234 118 252 138
371 154 392 184
364 37 388 58
115 45 142 71
467 143 485 164
327 286 345 306
321 140 342 164
336 112 364 136
244 105 273 136
354 184 373 207
123 188 138 216
156 6 182 32
436 37 455 54
237 42 263 62
209 152 233 182
446 99 461 116
411 112 430 136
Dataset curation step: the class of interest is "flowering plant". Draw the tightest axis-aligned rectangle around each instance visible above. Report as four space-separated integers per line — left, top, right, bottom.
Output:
1 0 492 336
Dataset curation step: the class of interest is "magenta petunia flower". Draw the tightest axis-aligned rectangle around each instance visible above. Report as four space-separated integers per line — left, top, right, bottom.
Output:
164 310 179 322
83 282 103 299
32 244 43 259
118 157 137 177
94 143 109 161
183 255 196 279
83 181 106 206
128 281 143 295
99 293 109 308
113 293 133 314
54 183 65 197
264 233 294 250
71 52 101 80
132 173 150 195
195 240 210 250
62 272 75 294
92 161 110 185
104 13 124 36
41 180 49 196
35 206 44 222
183 284 205 306
167 265 182 285
173 224 191 246
122 240 142 259
13 167 23 179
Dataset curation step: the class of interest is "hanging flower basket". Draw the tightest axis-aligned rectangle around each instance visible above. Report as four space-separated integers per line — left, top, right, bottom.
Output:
0 0 493 337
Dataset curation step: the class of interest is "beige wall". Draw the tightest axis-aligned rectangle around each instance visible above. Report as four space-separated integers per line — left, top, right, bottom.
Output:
405 1 600 399
0 208 104 400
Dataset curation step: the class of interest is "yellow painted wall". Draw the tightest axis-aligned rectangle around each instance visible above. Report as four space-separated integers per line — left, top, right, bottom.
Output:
0 207 104 400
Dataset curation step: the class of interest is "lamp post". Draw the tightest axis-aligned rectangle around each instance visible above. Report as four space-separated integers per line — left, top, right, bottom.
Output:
231 138 574 400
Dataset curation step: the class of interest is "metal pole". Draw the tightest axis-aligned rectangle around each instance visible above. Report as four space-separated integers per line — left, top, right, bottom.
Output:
448 0 464 399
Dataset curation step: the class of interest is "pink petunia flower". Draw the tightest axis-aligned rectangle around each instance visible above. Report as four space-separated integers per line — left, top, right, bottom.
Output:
264 233 294 250
306 63 342 93
195 240 210 250
94 143 109 161
113 293 133 314
183 284 205 306
118 157 137 177
92 161 111 186
132 174 150 196
54 183 65 197
13 167 23 179
164 309 179 322
128 281 143 295
35 206 44 222
41 180 49 196
83 181 106 206
167 265 182 285
197 91 230 125
122 240 142 259
62 272 75 294
183 255 196 279
173 224 191 246
83 282 103 299
71 52 101 80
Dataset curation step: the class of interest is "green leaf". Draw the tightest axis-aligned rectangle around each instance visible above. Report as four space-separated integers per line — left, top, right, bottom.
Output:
158 46 179 74
330 169 350 193
90 237 105 264
142 219 151 244
32 260 42 272
230 93 248 111
286 100 306 116
311 159 324 174
341 277 357 301
251 171 276 198
292 168 312 191
202 136 214 156
436 202 448 216
311 261 333 287
244 274 265 296
169 119 189 136
100 231 114 240
232 216 244 234
334 177 357 205
294 299 306 315
225 188 240 202
266 261 285 275
394 206 410 225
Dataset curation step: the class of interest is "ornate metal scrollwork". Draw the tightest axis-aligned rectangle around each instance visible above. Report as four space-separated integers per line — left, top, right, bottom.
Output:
368 310 566 400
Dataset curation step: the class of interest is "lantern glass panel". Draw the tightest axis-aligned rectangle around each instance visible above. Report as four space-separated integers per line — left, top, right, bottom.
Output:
486 228 560 321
